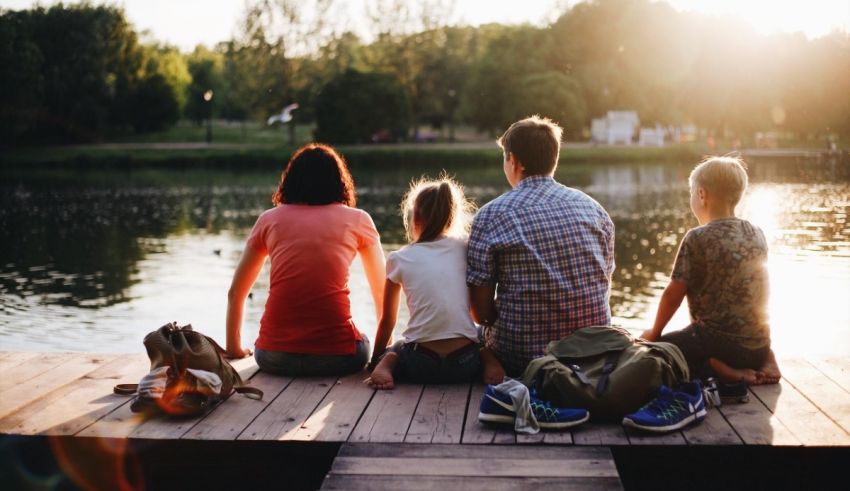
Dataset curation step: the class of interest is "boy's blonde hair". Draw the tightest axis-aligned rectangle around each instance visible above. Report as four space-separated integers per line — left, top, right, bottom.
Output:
401 176 476 243
689 156 749 207
497 115 563 175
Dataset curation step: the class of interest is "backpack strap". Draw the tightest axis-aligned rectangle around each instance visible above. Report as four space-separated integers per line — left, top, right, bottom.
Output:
234 386 264 400
113 383 138 395
595 350 622 397
567 364 592 386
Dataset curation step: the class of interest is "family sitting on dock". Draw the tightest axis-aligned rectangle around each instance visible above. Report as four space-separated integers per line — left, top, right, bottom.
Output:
224 115 781 402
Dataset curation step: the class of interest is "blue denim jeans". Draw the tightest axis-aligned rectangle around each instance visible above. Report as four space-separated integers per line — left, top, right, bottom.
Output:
255 336 370 377
388 340 481 384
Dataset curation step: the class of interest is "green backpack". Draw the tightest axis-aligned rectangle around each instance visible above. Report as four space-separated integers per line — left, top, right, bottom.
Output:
521 326 690 422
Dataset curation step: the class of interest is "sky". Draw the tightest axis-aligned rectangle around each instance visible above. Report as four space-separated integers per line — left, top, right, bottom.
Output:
1 0 848 51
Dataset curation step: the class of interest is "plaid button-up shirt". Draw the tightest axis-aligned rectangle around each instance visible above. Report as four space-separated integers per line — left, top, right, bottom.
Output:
467 175 615 375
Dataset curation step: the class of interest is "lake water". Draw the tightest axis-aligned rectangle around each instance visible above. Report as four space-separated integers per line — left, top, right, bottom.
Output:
1 157 848 356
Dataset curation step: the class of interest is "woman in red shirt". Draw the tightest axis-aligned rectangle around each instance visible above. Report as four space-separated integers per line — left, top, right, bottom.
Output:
225 144 385 375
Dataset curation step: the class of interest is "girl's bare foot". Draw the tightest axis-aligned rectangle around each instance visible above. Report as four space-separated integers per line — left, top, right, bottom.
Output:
365 352 397 390
708 357 759 384
754 349 781 385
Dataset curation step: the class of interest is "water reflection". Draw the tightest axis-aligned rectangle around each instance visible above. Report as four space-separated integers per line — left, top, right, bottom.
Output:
1 159 848 355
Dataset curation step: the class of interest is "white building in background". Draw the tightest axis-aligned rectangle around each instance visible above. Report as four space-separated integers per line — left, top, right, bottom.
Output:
639 124 665 147
591 111 640 145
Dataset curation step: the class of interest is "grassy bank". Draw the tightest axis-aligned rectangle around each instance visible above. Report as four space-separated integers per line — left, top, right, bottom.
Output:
1 142 703 170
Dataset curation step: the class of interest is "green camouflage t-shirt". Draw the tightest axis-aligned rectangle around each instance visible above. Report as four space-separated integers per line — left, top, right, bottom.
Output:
671 218 770 349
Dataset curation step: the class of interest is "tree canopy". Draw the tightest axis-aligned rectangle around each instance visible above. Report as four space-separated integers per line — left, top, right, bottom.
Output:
2 0 849 146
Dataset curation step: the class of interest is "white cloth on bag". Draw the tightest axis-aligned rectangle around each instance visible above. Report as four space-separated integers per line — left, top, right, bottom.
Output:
137 366 170 399
494 378 540 434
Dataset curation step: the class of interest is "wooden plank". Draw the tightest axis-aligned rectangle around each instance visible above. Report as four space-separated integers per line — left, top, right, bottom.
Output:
809 357 850 394
238 376 337 440
231 356 262 381
0 352 41 372
0 352 77 392
288 371 375 442
461 384 515 444
780 358 850 436
321 475 623 491
332 457 618 478
183 372 292 440
338 443 612 460
404 384 469 444
750 377 850 446
625 427 687 445
718 388 800 445
516 432 546 444
76 396 146 438
543 430 574 444
0 354 149 436
572 422 629 446
681 406 743 445
349 384 422 443
0 353 118 419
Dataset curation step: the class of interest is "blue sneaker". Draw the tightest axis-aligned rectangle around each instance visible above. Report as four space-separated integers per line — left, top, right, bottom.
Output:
478 385 589 429
622 381 707 433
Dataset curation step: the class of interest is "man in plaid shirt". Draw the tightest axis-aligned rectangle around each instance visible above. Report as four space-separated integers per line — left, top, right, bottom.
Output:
467 116 615 381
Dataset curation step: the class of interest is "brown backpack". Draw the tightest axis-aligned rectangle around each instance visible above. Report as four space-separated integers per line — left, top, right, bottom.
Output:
125 322 263 417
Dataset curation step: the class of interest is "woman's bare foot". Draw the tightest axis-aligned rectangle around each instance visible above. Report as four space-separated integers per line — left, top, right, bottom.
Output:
708 357 759 384
365 352 397 390
754 349 781 385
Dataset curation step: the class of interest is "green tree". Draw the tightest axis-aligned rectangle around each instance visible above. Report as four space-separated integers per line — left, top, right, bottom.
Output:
314 69 410 144
184 46 224 125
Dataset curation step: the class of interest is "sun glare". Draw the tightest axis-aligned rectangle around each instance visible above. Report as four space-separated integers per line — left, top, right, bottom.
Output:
668 0 850 38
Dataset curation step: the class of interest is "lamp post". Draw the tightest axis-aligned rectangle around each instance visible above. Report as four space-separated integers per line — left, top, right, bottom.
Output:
203 89 214 144
447 89 457 143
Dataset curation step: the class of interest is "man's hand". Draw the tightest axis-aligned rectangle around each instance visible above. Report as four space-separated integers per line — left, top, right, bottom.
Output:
480 346 506 385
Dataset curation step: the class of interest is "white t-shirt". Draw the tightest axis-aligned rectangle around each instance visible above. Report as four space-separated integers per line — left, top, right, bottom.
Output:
386 237 479 344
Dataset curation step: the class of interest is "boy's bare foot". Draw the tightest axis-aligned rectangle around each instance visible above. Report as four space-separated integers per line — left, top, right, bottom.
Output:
754 349 781 385
480 347 506 385
708 357 759 385
365 352 397 390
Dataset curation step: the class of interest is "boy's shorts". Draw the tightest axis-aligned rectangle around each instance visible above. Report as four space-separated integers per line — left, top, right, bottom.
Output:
660 324 769 380
385 339 481 384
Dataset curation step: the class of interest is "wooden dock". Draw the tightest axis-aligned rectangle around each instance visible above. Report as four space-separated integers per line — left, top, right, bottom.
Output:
1 352 849 489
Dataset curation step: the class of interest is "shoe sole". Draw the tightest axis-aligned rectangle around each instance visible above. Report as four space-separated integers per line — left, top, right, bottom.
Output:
622 408 707 433
720 394 750 404
478 413 515 425
478 411 590 429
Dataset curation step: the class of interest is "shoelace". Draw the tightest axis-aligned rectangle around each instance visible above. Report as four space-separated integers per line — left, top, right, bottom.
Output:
529 399 561 421
643 387 678 413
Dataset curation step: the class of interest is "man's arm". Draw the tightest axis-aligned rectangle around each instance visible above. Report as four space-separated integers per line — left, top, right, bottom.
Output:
468 283 497 326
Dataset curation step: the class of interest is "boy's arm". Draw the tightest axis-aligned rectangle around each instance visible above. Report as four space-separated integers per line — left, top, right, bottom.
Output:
642 279 687 341
369 279 402 370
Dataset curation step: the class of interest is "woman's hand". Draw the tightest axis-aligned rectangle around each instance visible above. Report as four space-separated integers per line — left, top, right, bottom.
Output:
225 347 254 359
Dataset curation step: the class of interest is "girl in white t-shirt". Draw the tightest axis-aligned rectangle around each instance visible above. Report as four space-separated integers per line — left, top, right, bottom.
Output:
365 177 481 389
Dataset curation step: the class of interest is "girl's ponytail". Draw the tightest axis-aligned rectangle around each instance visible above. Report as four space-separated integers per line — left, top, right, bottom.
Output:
402 176 476 243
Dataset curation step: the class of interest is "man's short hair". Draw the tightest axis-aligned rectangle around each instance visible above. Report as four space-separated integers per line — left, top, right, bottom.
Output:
497 115 563 175
689 156 749 207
